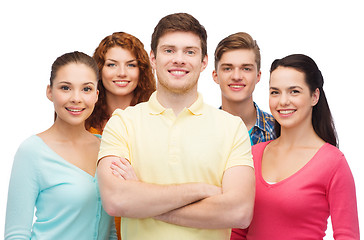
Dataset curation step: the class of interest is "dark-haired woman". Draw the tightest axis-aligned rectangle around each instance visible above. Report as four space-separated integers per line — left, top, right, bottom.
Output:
231 54 359 240
5 52 116 239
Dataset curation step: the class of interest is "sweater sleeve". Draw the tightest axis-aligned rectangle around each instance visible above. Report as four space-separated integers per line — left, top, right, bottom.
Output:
230 227 248 240
327 153 360 240
5 138 40 240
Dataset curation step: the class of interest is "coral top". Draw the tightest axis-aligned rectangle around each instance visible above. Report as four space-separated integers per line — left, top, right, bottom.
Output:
231 141 359 240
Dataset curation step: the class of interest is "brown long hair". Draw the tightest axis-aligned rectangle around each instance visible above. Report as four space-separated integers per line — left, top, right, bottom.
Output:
86 32 156 131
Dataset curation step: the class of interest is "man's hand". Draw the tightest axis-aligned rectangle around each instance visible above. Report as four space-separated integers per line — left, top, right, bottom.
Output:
110 157 139 181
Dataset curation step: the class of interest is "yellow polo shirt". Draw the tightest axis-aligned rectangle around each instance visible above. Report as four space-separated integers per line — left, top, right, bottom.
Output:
98 92 253 240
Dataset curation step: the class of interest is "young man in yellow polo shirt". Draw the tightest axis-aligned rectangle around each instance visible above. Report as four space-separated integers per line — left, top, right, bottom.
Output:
97 13 255 240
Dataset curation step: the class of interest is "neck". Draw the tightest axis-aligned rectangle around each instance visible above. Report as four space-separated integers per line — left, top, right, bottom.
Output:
106 92 134 115
221 97 256 130
277 121 323 148
156 85 198 116
48 119 89 142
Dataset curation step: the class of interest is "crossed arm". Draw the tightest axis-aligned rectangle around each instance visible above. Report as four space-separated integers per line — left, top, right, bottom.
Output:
101 157 255 229
97 156 221 219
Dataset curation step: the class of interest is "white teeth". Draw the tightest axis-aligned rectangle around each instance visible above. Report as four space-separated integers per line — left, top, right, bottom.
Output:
279 110 294 114
67 108 82 112
114 81 129 84
170 71 186 75
229 85 244 88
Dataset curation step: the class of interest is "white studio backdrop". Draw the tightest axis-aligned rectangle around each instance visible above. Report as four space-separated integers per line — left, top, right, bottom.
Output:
0 0 362 238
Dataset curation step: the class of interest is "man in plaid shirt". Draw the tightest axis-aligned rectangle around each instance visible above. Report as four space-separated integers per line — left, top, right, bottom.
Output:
213 32 275 145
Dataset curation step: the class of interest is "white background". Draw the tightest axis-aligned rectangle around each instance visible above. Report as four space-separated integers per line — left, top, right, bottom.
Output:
0 0 362 238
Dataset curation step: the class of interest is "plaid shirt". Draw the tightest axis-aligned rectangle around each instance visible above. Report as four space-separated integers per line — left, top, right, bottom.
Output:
250 102 276 145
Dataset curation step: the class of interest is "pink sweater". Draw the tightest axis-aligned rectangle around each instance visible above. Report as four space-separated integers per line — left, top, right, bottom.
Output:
231 141 359 240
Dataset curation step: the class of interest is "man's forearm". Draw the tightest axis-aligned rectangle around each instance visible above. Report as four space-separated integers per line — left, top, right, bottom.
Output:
97 156 221 218
154 166 255 229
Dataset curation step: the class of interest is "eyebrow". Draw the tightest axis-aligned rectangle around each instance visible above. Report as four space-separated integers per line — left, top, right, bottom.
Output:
220 63 255 67
269 86 303 90
105 58 138 63
57 81 95 85
159 44 200 50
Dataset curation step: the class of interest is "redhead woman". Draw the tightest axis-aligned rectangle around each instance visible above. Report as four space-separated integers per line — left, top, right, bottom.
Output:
85 32 156 239
86 32 156 133
5 51 116 239
231 54 359 239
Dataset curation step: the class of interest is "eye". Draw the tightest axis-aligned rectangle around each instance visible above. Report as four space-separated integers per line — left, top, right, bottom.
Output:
83 86 92 92
61 85 70 91
127 63 137 68
106 63 116 67
186 50 195 55
164 49 173 54
270 90 279 95
243 67 252 71
291 90 300 94
223 67 232 71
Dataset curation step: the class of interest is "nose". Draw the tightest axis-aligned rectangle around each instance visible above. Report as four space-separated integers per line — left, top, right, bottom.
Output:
231 68 242 81
172 51 186 65
70 90 82 103
279 92 290 106
117 65 126 77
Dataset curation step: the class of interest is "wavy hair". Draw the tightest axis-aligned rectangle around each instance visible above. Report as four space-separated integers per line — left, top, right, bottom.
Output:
270 54 338 147
86 32 156 131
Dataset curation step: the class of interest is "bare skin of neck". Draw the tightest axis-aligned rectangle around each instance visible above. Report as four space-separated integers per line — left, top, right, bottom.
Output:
156 85 198 116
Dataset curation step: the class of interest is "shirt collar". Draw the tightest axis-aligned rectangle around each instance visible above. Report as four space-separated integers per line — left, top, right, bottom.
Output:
254 102 268 131
149 91 204 116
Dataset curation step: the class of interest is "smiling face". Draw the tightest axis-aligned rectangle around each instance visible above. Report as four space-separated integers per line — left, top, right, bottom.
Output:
101 47 139 100
47 63 98 126
150 31 208 95
213 49 261 104
269 66 319 130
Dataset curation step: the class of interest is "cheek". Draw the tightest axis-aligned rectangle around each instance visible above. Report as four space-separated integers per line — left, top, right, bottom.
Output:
101 68 114 81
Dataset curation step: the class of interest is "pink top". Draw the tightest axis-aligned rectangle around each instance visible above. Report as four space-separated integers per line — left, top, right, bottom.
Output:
231 141 359 240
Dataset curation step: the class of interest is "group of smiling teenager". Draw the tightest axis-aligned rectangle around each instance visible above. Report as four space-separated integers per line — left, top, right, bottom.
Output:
5 12 359 240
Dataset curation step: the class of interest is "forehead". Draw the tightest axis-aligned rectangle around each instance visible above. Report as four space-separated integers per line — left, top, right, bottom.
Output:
270 67 307 87
55 63 97 83
157 31 202 49
105 46 135 60
219 49 256 66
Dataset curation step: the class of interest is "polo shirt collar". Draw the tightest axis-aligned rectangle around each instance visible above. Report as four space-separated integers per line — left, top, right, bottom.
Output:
148 91 204 116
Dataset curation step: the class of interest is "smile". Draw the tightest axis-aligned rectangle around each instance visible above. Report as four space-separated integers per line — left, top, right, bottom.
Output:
66 107 85 114
279 110 295 114
113 80 130 87
228 84 245 90
169 70 189 76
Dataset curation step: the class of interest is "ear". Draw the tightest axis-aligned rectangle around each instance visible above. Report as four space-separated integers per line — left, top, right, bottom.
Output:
150 50 157 70
256 70 262 84
96 89 99 103
46 85 53 102
200 54 208 72
311 88 320 106
212 70 219 84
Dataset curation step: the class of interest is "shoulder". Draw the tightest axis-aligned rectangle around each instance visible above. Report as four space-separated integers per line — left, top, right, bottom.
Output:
16 135 43 154
252 141 271 154
112 102 149 119
203 103 242 123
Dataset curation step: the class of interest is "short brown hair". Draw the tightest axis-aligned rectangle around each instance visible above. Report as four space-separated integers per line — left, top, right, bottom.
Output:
214 32 260 71
151 13 207 60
